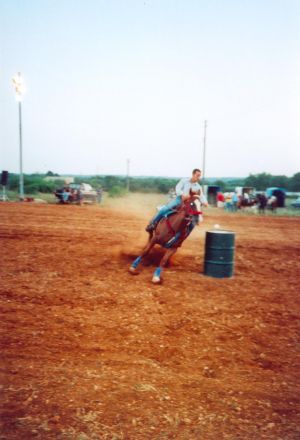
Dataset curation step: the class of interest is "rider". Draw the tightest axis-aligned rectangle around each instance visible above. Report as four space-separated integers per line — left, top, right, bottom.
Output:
146 168 208 232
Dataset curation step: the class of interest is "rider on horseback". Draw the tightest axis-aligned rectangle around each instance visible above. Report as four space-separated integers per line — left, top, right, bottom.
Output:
145 168 208 233
130 169 208 283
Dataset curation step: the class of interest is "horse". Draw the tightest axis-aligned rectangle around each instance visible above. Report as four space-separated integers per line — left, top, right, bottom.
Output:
257 193 267 214
267 196 277 213
129 194 202 284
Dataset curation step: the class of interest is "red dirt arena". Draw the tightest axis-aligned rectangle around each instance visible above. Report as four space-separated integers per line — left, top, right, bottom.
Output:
0 200 299 439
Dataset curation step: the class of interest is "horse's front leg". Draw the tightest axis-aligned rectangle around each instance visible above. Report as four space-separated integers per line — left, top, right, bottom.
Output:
152 247 177 284
129 237 156 275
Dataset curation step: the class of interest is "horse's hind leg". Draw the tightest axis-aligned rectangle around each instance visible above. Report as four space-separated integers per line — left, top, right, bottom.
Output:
129 237 156 275
152 247 177 284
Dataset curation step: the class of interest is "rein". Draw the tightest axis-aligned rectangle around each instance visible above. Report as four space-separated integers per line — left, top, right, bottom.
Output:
184 199 203 217
164 197 202 237
166 217 176 235
188 209 202 216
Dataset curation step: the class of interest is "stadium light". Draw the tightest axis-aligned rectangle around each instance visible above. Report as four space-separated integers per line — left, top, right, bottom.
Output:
12 72 26 200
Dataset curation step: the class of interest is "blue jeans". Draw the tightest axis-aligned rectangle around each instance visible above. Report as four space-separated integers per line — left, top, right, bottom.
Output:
150 196 182 225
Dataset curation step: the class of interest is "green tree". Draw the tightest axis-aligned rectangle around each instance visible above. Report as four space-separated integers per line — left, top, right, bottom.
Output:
270 175 289 188
244 173 272 190
213 180 226 191
289 172 300 191
46 170 60 177
108 186 127 197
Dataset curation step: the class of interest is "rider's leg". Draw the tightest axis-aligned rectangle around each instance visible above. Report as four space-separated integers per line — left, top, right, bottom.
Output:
146 196 182 231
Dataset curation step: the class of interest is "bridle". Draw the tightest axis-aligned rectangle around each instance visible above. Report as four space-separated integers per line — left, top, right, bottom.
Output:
183 196 202 217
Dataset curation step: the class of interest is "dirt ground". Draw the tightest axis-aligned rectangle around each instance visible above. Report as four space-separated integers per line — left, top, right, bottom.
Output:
0 197 299 440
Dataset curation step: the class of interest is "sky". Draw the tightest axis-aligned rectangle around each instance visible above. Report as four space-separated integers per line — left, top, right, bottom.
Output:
1 0 299 178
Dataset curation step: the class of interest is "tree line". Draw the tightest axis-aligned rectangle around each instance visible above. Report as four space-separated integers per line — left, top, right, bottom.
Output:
244 173 300 191
3 171 300 195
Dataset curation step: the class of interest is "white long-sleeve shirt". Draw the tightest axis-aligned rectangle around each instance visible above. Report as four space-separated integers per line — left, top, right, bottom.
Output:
175 178 207 204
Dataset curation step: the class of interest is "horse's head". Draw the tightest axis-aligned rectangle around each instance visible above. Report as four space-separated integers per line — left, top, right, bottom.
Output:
183 194 202 218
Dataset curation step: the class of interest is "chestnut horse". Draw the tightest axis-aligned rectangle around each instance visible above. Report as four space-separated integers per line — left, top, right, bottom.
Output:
129 195 202 283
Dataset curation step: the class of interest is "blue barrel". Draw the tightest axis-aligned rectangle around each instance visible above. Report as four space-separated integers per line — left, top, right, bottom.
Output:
204 230 235 278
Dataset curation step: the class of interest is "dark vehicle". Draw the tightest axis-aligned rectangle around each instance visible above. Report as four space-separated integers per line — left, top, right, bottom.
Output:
54 183 97 204
204 185 221 206
266 187 286 208
291 197 300 209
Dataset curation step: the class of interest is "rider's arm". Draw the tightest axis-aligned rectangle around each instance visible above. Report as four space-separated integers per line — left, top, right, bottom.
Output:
199 187 209 206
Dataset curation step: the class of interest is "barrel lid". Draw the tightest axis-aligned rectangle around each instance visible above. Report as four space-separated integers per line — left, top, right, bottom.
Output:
208 230 234 234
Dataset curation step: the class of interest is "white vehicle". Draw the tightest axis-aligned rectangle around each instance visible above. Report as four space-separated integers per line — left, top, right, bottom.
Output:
55 183 98 204
70 183 97 203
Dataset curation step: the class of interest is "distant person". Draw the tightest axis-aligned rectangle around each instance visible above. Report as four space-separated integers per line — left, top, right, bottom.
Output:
224 193 233 212
232 192 239 211
257 193 267 214
217 191 225 208
76 189 84 205
267 195 277 213
243 192 250 205
62 187 70 203
237 194 243 209
145 169 208 232
96 188 103 204
70 188 76 203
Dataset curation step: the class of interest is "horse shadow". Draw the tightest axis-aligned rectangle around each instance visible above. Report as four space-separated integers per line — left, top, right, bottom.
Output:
120 248 172 267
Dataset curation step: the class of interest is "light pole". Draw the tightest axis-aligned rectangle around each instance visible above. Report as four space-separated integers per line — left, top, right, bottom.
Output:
202 120 207 182
126 158 130 192
12 72 26 200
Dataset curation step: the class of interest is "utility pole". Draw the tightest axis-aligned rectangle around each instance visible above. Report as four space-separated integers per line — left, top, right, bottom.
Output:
202 120 207 182
12 72 26 200
126 158 130 191
18 101 24 199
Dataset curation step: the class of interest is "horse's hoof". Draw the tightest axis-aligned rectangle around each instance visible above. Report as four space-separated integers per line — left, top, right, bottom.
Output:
152 276 161 284
129 266 139 275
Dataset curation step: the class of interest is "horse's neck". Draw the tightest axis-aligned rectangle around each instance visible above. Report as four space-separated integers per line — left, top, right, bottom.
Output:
169 209 189 230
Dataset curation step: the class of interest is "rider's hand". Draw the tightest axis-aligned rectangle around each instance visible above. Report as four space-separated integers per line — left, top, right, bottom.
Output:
181 195 190 201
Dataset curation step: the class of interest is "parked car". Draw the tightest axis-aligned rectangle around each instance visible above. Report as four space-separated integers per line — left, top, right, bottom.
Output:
291 197 300 209
54 183 97 204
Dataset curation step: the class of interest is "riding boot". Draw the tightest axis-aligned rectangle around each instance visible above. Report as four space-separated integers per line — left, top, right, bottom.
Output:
145 222 157 233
